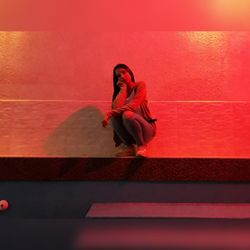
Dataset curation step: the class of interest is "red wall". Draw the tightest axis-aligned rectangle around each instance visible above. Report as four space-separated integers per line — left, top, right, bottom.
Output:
0 1 250 157
1 32 250 101
1 0 250 30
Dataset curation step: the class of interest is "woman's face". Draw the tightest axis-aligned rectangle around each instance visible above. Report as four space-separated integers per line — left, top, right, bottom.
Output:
115 68 132 84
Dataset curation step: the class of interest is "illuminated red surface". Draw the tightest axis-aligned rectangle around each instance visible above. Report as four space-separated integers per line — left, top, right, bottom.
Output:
1 0 250 30
0 31 250 157
1 32 250 101
0 1 250 157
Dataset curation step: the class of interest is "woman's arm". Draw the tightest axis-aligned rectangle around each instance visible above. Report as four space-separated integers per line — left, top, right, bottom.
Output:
102 82 128 127
109 81 146 117
112 84 127 109
102 82 147 127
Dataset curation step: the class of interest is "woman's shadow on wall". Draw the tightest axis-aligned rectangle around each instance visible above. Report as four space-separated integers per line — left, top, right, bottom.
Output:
44 105 115 157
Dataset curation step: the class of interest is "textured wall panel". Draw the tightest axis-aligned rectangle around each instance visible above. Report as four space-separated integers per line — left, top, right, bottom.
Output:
1 31 250 157
0 101 250 157
1 32 250 101
1 0 250 30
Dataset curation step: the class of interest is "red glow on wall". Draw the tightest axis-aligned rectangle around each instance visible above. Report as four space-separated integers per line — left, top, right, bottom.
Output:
1 30 250 157
1 0 250 31
212 0 250 22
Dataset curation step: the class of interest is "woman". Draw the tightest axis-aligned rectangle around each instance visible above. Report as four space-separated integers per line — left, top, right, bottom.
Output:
102 64 157 157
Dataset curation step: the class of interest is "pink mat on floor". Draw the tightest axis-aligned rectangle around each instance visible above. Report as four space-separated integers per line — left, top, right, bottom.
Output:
87 202 250 219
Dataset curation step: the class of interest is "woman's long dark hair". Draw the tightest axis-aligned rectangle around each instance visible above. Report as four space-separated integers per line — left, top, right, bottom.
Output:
112 64 135 101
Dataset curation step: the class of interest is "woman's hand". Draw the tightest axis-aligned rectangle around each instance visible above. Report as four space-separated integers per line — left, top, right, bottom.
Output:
117 80 127 89
102 113 111 128
102 118 109 128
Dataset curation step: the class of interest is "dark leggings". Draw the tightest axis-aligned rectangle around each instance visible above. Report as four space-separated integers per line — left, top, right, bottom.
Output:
111 111 155 146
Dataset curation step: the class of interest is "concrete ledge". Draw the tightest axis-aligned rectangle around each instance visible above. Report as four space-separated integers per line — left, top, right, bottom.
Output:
1 157 250 181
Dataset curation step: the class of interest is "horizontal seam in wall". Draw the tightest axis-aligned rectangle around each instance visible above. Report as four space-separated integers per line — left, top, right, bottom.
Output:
0 100 250 103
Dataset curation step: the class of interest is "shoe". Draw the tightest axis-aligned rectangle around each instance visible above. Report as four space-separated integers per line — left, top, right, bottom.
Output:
136 145 147 158
115 144 136 157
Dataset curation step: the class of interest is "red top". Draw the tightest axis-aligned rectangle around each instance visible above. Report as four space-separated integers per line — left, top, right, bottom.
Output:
109 81 156 147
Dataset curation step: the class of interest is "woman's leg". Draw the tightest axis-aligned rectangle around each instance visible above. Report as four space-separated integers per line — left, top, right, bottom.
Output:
110 116 135 145
122 111 155 146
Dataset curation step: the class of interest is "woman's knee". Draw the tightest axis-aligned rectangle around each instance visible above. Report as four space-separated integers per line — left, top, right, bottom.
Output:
122 111 135 121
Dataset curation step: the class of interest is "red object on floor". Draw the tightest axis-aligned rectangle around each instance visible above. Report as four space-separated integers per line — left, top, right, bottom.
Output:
0 200 9 211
